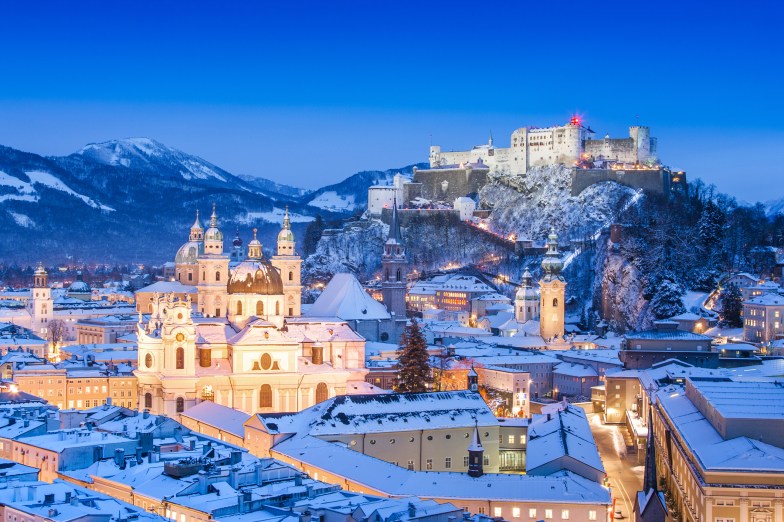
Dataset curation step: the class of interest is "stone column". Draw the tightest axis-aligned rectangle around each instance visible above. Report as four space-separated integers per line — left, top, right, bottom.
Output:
705 497 712 522
739 498 749 522
774 500 782 522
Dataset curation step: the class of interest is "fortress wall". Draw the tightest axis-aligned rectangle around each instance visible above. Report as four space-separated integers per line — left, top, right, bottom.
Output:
570 168 668 196
413 167 489 201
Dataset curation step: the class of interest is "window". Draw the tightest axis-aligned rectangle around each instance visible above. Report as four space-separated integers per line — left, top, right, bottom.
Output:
236 301 242 315
316 382 328 403
445 457 452 469
276 301 280 315
520 435 526 444
176 397 184 413
369 439 376 445
483 455 489 465
289 271 293 281
426 459 432 470
588 511 596 521
528 509 537 518
553 298 558 307
493 507 502 517
508 435 515 444
561 510 569 519
407 460 414 470
176 347 185 369
512 507 520 518
463 456 469 467
256 301 264 315
215 271 221 282
144 393 152 409
259 384 272 408
545 509 552 519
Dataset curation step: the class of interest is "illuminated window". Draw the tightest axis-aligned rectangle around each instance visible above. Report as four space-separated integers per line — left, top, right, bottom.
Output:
259 384 272 408
529 509 537 518
176 347 185 369
545 509 553 519
588 511 597 520
493 508 502 517
512 507 520 518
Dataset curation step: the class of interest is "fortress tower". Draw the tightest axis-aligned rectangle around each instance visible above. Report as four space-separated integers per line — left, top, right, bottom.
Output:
270 207 303 317
539 230 566 340
629 126 652 163
29 262 53 337
381 199 408 318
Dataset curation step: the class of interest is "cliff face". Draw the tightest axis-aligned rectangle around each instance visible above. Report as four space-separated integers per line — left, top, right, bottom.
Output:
479 165 637 240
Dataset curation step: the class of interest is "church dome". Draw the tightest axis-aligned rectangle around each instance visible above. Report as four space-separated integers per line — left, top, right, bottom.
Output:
175 241 204 264
68 280 90 293
278 228 294 243
228 259 283 295
204 226 223 242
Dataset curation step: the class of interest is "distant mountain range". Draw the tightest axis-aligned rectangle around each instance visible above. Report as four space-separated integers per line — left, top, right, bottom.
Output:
0 138 423 264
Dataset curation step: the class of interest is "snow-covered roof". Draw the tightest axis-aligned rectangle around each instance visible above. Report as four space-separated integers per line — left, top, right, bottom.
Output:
180 401 250 438
744 294 784 306
135 281 197 294
271 435 610 504
305 273 390 320
656 387 784 473
624 329 712 341
554 363 599 378
527 405 605 477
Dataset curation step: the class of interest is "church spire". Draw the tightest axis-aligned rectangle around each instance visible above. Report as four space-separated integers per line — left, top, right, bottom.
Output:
467 421 484 477
247 228 262 259
541 228 563 281
209 203 218 228
387 197 403 245
643 397 658 493
189 210 204 241
283 205 291 230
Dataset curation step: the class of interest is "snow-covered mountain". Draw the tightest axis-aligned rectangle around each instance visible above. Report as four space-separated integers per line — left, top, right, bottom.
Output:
0 139 356 263
304 164 427 212
765 197 784 217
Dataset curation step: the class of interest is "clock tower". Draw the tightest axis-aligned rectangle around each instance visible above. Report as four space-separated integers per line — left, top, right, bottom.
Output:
539 230 566 340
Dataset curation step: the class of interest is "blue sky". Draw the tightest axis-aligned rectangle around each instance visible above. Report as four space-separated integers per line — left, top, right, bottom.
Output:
1 0 782 202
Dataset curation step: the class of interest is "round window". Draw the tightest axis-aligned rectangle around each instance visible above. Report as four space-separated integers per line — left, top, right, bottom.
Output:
144 353 153 368
427 436 433 441
260 353 272 371
175 332 185 342
409 437 414 443
369 439 376 445
445 434 451 439
177 313 183 320
389 438 395 444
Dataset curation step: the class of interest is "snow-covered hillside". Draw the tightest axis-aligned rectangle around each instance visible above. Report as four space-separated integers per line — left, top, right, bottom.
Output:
479 165 637 240
0 169 113 211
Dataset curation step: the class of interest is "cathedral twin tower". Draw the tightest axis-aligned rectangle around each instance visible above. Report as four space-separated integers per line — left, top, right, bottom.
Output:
174 204 302 325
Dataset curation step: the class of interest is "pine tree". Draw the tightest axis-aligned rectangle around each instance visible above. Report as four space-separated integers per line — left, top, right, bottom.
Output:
649 277 686 320
394 319 432 393
720 283 743 327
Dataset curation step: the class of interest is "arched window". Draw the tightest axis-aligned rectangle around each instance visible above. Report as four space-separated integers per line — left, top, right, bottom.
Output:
175 397 185 413
236 301 242 315
259 384 272 408
288 271 293 281
216 271 221 282
148 304 153 313
396 269 401 282
275 301 280 315
256 301 263 315
176 347 185 369
552 298 558 308
144 353 153 369
144 393 152 409
385 269 389 281
316 382 328 404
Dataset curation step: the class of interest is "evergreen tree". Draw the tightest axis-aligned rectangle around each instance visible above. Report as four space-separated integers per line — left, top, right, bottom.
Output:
697 201 726 253
720 283 743 327
394 319 432 393
303 215 326 257
649 276 686 319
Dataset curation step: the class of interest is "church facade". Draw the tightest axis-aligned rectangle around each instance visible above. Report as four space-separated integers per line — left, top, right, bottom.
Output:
135 207 368 417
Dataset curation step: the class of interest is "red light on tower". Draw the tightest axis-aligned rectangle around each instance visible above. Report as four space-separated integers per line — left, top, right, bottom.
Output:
569 114 582 126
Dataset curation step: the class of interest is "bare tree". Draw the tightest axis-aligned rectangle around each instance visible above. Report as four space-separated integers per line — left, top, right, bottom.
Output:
46 319 67 361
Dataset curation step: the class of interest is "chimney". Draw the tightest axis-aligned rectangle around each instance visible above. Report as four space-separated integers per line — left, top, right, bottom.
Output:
135 447 143 464
408 502 416 518
48 509 58 518
299 510 312 522
230 450 242 465
70 493 79 506
27 485 36 502
189 439 195 451
254 461 264 486
142 409 150 419
197 471 208 495
106 397 112 407
114 448 126 469
228 466 240 489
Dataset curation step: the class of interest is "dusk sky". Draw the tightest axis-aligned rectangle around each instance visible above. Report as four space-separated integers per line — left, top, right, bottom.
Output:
1 1 782 202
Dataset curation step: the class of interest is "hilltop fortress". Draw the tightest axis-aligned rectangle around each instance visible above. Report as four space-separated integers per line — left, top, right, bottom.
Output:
418 118 685 199
429 118 656 174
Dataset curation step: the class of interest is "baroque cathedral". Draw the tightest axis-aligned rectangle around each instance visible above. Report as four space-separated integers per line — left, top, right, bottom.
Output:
135 206 368 417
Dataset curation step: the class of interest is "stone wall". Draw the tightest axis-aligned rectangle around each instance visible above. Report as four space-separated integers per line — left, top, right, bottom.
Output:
570 168 687 196
413 166 489 201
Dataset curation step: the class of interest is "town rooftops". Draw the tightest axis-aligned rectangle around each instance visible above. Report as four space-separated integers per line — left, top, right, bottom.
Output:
135 281 197 294
686 378 784 420
553 363 599 378
624 329 712 342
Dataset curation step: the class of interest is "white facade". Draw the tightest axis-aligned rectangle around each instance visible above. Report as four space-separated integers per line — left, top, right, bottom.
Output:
453 196 476 221
367 173 408 216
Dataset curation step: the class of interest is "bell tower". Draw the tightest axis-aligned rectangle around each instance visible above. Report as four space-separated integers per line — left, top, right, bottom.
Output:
381 199 407 318
197 204 230 318
539 230 566 340
467 423 484 478
270 207 302 317
514 269 539 323
29 262 53 336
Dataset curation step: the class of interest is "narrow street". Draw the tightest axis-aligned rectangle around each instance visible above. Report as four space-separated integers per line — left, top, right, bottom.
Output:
589 413 645 520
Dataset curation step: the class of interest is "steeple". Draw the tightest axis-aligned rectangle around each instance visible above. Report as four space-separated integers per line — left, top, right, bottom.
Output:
34 262 48 288
189 210 203 241
277 206 295 255
203 203 224 255
488 131 493 147
247 228 262 259
209 203 218 228
467 422 484 477
515 268 539 323
541 229 564 281
387 197 403 245
643 398 658 493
